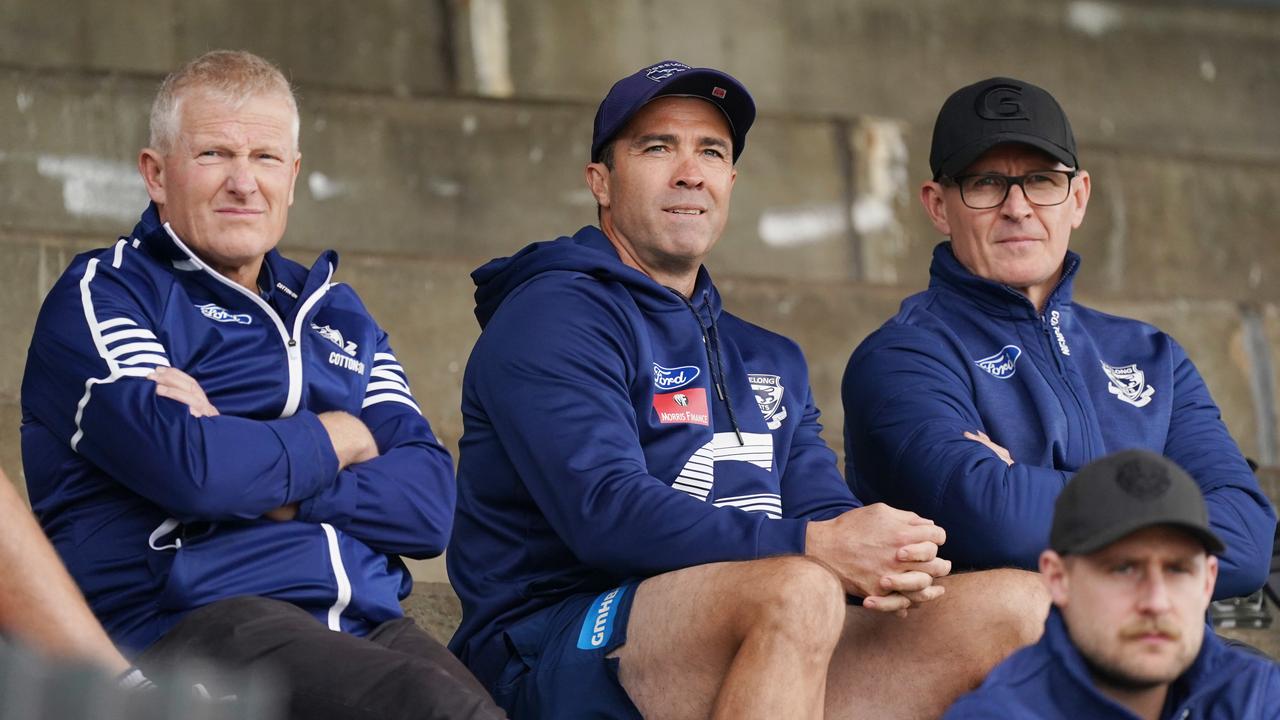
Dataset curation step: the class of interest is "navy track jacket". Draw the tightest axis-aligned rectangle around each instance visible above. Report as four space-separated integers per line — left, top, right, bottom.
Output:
21 204 455 653
448 226 859 688
944 608 1280 718
843 243 1275 599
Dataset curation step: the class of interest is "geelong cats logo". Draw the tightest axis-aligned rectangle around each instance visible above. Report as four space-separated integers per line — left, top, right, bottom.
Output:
1101 362 1155 408
748 373 787 430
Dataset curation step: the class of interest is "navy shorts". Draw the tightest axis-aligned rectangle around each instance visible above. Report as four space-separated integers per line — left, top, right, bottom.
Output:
492 583 642 719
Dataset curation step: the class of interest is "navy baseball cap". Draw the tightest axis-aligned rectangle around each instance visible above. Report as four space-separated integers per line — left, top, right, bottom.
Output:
591 60 756 164
929 76 1078 180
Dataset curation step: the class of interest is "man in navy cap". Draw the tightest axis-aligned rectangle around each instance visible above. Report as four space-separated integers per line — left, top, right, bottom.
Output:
946 450 1280 718
450 61 1048 719
842 77 1274 597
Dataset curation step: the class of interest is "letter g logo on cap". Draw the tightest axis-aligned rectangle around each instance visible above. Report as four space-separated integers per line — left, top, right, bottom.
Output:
976 84 1029 121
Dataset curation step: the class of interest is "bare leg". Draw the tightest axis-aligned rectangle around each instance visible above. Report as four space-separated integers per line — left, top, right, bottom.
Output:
613 556 847 720
0 469 130 673
825 569 1049 719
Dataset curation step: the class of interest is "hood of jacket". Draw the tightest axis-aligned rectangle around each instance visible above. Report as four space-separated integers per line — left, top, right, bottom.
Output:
471 225 723 328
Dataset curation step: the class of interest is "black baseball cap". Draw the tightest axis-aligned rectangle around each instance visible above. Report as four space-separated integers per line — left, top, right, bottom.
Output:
929 76 1078 180
591 60 756 164
1050 450 1225 556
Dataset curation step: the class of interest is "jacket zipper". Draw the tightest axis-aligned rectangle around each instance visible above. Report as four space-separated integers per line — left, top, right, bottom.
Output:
162 224 332 417
1038 310 1094 462
162 224 350 624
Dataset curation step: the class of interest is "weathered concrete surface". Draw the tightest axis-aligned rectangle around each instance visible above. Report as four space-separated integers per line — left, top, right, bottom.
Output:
288 95 594 261
1 73 862 283
8 70 1278 305
9 0 1277 163
1075 152 1280 303
0 72 151 236
830 130 1280 303
401 581 463 645
0 402 22 502
0 0 175 75
490 0 1280 160
0 0 451 96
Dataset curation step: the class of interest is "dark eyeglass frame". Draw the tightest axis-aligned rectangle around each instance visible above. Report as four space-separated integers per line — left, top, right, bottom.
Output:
944 170 1078 210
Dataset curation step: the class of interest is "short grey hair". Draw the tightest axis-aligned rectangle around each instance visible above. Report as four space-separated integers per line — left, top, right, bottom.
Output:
149 50 300 154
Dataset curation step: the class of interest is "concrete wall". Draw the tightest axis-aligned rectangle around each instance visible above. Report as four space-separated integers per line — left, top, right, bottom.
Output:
1 0 1278 585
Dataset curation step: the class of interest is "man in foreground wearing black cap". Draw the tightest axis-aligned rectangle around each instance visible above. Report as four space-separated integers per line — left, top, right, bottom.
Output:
449 61 1046 719
946 450 1280 718
842 77 1275 597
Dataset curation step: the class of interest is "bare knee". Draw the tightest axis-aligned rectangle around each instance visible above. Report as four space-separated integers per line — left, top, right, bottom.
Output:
738 557 845 652
941 568 1048 652
983 568 1050 646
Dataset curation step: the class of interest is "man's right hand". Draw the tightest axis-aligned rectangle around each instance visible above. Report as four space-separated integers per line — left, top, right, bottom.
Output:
318 411 379 470
964 430 1014 466
148 367 218 417
805 503 951 613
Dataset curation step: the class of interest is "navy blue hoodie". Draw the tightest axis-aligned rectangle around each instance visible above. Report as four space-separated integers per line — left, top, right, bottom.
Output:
843 243 1275 598
448 226 858 688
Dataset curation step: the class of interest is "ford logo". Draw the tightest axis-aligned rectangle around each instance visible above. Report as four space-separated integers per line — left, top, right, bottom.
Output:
974 345 1022 380
653 363 700 391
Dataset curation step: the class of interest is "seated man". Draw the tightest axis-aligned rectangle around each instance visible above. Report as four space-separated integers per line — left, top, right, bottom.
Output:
946 450 1280 719
20 50 502 720
449 60 1047 719
842 76 1275 598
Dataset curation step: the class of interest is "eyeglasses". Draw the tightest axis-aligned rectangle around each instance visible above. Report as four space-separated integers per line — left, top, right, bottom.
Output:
946 170 1077 210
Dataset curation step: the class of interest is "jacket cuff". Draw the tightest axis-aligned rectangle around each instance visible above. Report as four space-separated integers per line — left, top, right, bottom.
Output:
294 467 356 527
266 411 340 503
756 517 809 558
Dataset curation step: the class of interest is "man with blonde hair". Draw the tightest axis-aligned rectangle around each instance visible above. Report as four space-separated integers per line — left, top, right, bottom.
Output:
21 50 503 719
946 450 1280 718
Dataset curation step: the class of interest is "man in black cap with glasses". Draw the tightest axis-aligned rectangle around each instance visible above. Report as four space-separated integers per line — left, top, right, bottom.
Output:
842 77 1274 601
946 449 1280 718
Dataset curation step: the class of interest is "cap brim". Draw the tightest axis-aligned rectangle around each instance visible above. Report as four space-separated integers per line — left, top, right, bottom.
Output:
1065 518 1227 557
935 132 1077 180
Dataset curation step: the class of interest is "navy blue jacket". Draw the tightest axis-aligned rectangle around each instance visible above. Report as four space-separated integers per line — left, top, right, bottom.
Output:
448 226 859 688
21 204 455 653
945 608 1280 719
843 243 1275 599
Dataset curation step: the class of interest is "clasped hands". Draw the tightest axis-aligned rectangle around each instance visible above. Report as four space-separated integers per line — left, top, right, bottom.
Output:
805 503 951 616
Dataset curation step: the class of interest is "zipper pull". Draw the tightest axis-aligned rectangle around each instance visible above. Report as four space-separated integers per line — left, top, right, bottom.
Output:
714 380 725 401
